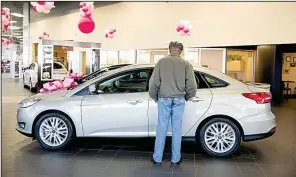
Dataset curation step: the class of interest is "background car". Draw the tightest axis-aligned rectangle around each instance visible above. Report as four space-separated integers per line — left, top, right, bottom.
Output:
23 61 68 91
16 64 276 157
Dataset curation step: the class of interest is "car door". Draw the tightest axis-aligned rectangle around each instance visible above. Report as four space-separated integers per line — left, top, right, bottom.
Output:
81 68 153 137
148 71 213 137
23 63 34 85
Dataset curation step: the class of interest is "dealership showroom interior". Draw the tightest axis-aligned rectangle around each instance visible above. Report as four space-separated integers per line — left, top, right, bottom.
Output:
2 1 296 177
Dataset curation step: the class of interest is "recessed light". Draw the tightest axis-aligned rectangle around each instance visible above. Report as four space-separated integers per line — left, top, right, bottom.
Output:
15 36 23 38
10 21 18 24
12 33 22 36
1 34 10 37
11 13 25 18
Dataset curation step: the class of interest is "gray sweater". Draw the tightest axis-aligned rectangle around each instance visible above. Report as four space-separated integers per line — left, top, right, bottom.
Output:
149 53 197 101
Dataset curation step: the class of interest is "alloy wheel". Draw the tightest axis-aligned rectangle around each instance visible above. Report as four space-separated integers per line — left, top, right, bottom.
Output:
39 117 69 147
204 122 236 153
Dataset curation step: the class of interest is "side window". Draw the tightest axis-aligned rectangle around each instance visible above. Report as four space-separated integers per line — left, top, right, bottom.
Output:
29 64 34 69
201 73 229 88
195 72 209 89
54 63 63 69
94 69 151 94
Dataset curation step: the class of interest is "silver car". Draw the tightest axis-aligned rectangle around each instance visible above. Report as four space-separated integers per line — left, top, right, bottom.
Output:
16 64 276 157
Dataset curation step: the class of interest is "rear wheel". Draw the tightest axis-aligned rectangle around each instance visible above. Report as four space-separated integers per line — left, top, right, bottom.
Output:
198 118 240 157
34 113 75 150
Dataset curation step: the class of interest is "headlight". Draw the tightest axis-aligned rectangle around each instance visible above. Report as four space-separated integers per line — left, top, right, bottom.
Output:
18 98 42 108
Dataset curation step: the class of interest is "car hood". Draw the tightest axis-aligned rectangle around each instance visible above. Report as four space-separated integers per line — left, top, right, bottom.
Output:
30 90 69 100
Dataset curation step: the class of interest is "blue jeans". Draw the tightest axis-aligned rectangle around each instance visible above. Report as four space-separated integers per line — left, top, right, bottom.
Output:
153 97 185 163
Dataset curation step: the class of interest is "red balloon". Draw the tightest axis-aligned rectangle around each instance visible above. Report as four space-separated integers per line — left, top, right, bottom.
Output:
78 17 95 34
39 36 43 39
1 10 5 15
37 1 45 5
176 27 181 32
105 33 108 38
109 30 114 34
183 27 190 33
33 6 37 12
112 29 116 33
43 32 47 35
4 24 9 28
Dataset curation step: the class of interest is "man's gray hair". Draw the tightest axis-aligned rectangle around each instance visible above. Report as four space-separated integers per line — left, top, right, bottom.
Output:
169 41 184 51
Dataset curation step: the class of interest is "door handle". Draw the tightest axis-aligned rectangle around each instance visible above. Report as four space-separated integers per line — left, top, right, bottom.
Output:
189 97 204 102
127 100 143 105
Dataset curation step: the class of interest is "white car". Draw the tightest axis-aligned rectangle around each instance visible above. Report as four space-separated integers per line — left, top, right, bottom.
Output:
23 61 68 91
16 64 276 157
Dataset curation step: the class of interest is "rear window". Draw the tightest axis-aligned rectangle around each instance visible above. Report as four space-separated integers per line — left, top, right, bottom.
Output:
200 73 229 88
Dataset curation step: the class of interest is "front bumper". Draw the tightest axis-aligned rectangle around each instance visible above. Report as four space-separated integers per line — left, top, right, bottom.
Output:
16 106 37 136
239 112 276 141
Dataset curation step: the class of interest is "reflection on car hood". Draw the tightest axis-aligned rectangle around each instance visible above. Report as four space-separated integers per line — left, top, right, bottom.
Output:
31 90 69 100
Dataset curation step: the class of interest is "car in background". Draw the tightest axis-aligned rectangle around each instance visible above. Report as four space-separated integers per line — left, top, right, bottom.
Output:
23 61 68 91
75 64 131 84
16 64 276 157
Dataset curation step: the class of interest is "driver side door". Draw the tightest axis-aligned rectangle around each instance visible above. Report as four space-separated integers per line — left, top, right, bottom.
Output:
81 68 153 137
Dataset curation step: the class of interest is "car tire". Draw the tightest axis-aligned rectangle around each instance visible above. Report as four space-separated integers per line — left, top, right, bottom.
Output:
34 113 75 151
198 118 240 157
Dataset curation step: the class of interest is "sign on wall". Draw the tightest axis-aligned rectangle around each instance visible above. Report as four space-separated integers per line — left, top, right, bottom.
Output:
40 45 54 81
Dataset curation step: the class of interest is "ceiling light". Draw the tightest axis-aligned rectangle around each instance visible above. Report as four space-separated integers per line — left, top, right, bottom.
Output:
10 21 18 24
15 36 23 38
11 13 25 18
8 26 21 30
12 33 22 35
1 34 10 37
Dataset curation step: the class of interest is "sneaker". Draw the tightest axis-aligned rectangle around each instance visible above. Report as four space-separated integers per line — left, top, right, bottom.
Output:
151 158 161 165
171 157 183 166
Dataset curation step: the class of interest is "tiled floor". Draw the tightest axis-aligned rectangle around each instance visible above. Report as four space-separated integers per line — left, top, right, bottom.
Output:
2 75 296 177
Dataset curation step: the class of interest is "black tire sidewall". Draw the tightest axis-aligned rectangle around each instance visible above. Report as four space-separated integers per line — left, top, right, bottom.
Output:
199 118 240 157
35 113 74 150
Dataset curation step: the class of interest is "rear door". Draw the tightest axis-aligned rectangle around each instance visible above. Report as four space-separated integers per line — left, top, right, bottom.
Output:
148 71 213 137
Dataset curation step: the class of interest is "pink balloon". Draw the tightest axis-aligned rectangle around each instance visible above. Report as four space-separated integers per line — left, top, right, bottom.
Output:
78 17 95 34
82 6 88 12
177 24 184 30
183 27 190 33
43 32 47 35
37 1 45 5
79 2 86 7
39 36 43 39
43 2 54 10
176 27 181 32
109 34 114 39
1 10 5 15
36 5 45 13
80 12 86 17
33 6 37 12
105 33 109 38
43 9 50 14
85 11 91 17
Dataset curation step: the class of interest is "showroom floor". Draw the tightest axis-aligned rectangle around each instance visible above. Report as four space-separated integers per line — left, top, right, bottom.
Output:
2 75 296 177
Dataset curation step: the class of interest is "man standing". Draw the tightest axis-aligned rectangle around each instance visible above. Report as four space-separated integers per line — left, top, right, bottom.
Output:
149 41 197 165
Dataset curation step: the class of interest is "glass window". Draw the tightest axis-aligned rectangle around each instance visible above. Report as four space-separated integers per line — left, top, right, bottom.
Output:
195 72 209 89
201 73 229 88
94 69 151 94
54 63 63 69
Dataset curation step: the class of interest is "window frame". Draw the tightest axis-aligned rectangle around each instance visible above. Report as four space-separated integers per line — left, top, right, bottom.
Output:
74 67 153 96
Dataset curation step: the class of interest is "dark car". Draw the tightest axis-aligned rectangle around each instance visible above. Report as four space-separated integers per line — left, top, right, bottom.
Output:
75 64 131 84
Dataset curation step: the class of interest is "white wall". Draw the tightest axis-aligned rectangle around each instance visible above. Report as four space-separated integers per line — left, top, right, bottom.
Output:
30 2 296 50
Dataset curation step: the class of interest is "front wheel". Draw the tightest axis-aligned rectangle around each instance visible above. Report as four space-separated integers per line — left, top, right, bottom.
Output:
198 118 241 157
35 113 75 150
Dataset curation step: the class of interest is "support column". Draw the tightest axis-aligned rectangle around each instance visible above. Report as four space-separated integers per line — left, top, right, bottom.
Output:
22 2 30 66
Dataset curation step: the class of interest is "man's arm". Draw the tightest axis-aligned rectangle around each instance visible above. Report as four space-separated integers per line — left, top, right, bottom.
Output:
185 63 197 101
149 62 161 101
